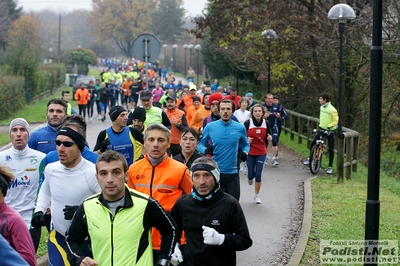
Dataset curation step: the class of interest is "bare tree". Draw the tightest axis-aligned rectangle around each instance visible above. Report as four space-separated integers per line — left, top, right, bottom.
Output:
0 0 22 51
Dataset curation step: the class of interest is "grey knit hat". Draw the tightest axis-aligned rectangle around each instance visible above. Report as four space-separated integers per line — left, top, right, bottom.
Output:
9 118 30 135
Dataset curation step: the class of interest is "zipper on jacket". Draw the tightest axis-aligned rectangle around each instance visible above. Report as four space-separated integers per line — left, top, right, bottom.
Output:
110 213 114 266
105 203 125 266
150 166 155 197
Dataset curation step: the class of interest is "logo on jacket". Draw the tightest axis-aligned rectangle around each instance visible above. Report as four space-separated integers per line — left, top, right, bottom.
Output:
211 220 220 226
90 221 100 229
135 174 146 180
5 155 12 161
126 218 135 223
30 156 38 164
9 175 30 189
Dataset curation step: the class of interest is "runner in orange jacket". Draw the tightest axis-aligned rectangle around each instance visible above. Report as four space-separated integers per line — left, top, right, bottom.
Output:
74 83 91 118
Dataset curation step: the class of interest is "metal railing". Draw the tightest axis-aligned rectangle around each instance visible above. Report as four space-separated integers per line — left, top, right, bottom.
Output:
282 109 360 182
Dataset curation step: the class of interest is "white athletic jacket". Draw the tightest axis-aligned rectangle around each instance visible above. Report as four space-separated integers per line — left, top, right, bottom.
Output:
0 146 46 228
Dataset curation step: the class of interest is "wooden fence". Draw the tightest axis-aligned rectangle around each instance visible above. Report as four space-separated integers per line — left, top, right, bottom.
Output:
282 109 360 182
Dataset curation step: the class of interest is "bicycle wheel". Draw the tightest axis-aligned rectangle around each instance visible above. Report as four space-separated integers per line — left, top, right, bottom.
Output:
309 144 322 175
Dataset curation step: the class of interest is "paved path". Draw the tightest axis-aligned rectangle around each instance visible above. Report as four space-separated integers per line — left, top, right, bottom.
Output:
237 147 310 265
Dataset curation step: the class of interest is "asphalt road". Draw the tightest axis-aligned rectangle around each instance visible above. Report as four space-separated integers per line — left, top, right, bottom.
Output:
236 147 310 265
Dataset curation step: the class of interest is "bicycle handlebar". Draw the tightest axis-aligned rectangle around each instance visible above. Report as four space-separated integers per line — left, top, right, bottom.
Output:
312 128 331 136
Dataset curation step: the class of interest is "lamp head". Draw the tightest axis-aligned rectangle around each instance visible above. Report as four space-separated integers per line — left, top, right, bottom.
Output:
328 4 356 23
262 29 278 42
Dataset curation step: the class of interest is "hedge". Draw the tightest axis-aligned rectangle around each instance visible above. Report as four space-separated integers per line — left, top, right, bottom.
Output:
0 75 26 120
0 63 66 120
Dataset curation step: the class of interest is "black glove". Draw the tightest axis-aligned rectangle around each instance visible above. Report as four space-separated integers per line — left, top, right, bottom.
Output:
239 152 248 162
100 138 111 153
31 211 45 229
63 205 79 220
205 146 214 156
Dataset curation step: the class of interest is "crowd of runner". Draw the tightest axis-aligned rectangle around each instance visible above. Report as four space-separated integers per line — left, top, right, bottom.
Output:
0 57 343 266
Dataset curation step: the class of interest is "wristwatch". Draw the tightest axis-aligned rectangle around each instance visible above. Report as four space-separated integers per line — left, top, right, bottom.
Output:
156 259 170 266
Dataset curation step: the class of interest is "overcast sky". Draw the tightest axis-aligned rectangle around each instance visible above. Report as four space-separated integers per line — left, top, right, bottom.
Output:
17 0 208 16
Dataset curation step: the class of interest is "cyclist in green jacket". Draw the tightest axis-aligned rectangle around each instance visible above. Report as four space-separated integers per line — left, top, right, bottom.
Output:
304 93 338 174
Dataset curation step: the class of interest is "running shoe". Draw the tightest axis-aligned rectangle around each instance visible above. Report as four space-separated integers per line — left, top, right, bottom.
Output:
254 195 262 204
272 157 279 166
303 158 310 165
248 179 253 185
326 167 333 174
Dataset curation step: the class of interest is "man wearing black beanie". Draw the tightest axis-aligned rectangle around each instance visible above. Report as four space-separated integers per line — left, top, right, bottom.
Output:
128 107 146 132
127 106 146 128
93 105 144 165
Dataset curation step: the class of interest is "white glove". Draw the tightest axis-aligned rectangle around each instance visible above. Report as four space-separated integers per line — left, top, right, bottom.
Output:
170 243 183 265
202 225 225 245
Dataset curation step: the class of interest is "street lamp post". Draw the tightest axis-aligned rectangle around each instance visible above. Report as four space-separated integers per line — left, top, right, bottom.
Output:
195 44 201 86
183 44 188 75
261 29 277 94
172 44 178 72
188 44 194 70
328 4 356 135
163 44 168 68
364 2 383 265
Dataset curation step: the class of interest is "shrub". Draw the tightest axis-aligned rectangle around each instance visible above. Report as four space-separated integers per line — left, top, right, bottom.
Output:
0 75 26 120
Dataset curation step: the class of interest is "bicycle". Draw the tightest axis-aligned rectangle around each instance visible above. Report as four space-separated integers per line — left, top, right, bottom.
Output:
309 128 331 175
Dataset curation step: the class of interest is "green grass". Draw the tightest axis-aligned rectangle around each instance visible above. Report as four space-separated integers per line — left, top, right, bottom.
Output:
88 68 101 79
0 134 10 145
0 87 67 126
37 230 49 258
278 133 400 266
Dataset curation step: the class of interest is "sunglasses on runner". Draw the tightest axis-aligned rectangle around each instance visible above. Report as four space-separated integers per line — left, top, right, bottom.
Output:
55 140 76 147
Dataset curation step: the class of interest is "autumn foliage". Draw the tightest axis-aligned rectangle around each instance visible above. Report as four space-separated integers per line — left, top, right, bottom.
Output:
191 0 400 138
88 0 156 57
7 14 44 77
